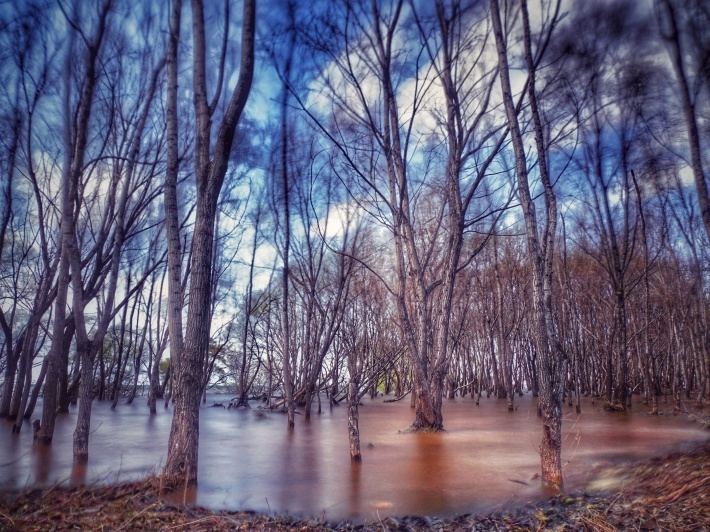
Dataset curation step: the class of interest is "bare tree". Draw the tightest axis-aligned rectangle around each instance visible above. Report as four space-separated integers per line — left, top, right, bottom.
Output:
163 0 185 398
657 0 710 240
490 0 565 487
163 0 255 488
299 0 505 431
37 0 113 446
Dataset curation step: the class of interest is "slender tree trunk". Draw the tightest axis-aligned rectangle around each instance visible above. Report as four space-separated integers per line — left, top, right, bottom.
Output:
614 295 629 409
280 5 296 429
347 378 362 462
73 342 95 463
163 0 254 488
111 279 134 409
12 335 36 433
58 319 77 412
163 0 186 397
12 316 43 431
0 345 20 418
37 25 76 446
0 94 21 419
128 283 151 405
491 0 564 487
25 354 48 421
660 0 710 241
149 344 163 415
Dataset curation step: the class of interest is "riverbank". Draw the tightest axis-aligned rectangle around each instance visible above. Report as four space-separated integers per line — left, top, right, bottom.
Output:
1 437 709 531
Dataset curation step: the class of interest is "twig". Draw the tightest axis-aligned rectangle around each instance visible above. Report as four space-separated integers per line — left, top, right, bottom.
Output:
563 432 581 468
650 476 710 504
493 490 519 511
376 509 388 531
605 489 624 514
454 380 476 393
117 502 156 530
507 478 529 486
530 431 541 456
581 513 615 532
163 515 218 530
0 451 30 467
114 455 124 483
561 413 582 445
40 479 67 501
681 401 710 426
383 390 411 403
182 464 190 506
0 511 15 526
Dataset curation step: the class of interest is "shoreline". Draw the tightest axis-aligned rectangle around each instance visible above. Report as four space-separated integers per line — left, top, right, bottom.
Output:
1 437 709 531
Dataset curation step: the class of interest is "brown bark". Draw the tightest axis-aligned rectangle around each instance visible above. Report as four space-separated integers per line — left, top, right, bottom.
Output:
111 276 136 409
24 354 48 420
278 2 298 429
490 0 564 487
1 330 23 418
347 379 362 462
72 343 95 464
72 14 163 463
37 6 87 446
0 78 22 417
164 0 185 389
659 0 710 242
163 0 255 488
11 324 37 433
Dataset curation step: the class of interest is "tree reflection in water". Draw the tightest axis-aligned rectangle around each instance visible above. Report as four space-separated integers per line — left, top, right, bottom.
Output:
0 393 707 523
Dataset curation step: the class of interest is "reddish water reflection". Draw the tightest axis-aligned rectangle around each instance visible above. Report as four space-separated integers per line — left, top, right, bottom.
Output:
1 394 707 523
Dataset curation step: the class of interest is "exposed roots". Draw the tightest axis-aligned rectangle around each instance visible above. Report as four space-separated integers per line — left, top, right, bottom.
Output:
603 401 625 412
399 424 445 434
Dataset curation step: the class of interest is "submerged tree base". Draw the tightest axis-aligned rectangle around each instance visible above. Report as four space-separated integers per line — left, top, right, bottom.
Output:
400 424 445 434
3 441 709 531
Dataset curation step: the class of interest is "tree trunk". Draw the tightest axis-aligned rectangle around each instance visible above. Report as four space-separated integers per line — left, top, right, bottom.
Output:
279 5 296 430
40 0 112 448
58 319 76 412
0 344 20 418
660 0 710 242
12 318 42 432
8 338 27 420
24 354 48 420
613 295 629 409
491 0 564 487
163 0 254 489
347 379 362 462
128 281 154 405
37 28 76 445
73 342 95 464
111 284 134 409
148 346 162 415
12 341 35 433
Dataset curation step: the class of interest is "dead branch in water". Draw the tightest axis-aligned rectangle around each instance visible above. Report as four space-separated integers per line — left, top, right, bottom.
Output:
383 390 411 403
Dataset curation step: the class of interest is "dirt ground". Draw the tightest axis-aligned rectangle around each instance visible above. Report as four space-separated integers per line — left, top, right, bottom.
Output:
1 424 709 530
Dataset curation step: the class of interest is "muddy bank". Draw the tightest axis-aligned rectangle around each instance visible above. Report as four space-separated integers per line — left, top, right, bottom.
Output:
1 438 709 531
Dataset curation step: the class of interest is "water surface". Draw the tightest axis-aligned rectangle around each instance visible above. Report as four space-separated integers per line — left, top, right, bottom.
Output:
0 393 706 523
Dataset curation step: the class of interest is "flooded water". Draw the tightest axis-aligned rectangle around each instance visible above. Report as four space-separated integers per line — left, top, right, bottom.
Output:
1 393 707 523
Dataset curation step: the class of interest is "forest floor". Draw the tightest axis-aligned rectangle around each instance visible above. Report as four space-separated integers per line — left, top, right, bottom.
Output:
1 412 709 531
